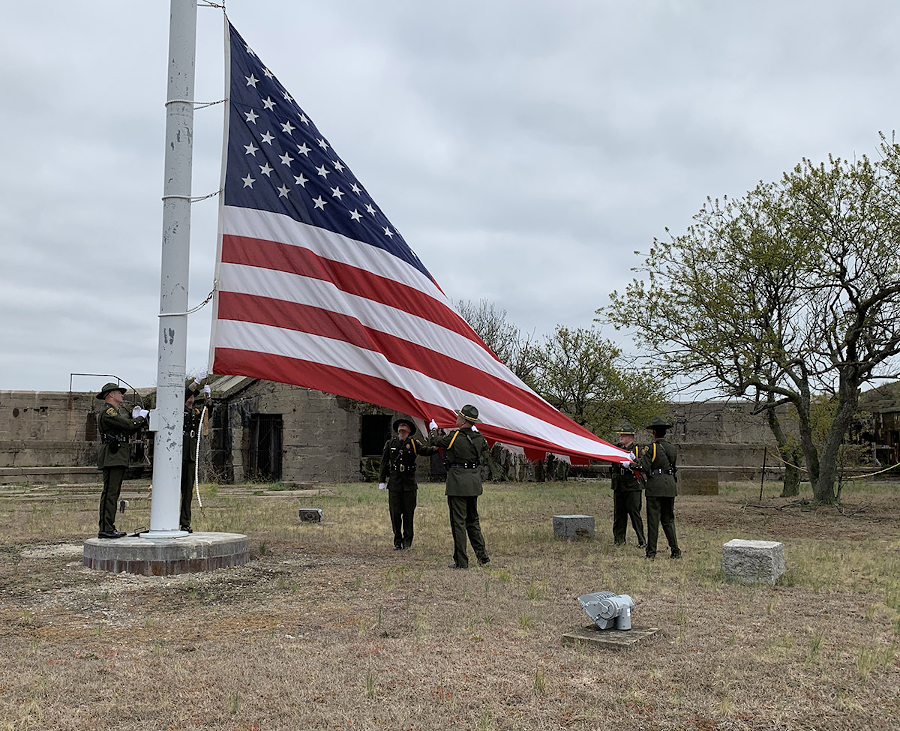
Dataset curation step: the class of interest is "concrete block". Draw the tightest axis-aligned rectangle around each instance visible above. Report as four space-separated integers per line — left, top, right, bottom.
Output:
722 539 785 585
679 469 719 495
553 514 595 540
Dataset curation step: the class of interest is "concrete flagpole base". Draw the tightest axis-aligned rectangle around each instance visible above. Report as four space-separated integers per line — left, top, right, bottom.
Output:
83 532 249 576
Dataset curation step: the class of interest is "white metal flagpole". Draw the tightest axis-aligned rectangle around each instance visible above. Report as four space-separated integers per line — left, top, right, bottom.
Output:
145 0 199 538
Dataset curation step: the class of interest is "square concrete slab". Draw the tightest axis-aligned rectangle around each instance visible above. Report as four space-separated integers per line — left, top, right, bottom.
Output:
562 625 659 650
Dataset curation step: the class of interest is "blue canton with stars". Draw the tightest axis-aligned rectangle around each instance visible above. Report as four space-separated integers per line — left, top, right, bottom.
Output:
224 22 432 281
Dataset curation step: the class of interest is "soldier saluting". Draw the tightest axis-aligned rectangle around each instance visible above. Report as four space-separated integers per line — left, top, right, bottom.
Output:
378 417 435 550
95 383 147 539
429 405 492 569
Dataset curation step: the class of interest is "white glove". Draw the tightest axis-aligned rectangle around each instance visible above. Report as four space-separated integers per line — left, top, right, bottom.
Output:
197 369 208 380
471 425 479 432
378 482 387 491
203 385 211 396
429 419 438 431
140 409 150 419
132 406 142 418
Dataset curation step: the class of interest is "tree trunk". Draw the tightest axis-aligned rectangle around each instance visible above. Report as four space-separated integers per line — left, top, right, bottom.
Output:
780 450 803 497
765 401 802 497
813 373 860 504
792 383 820 487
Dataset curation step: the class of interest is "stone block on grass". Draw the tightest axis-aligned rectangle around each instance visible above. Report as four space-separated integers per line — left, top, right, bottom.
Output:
553 514 595 540
722 539 785 585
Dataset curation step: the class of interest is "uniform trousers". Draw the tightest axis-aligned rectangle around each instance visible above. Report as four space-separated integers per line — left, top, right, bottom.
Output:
180 460 194 529
388 489 417 548
99 466 126 533
645 495 680 558
447 495 488 568
613 490 645 545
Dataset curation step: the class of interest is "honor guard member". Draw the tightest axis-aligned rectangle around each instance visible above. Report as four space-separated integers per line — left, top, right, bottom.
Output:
611 425 646 548
634 416 681 559
429 405 492 569
95 383 147 539
378 417 436 550
180 383 208 533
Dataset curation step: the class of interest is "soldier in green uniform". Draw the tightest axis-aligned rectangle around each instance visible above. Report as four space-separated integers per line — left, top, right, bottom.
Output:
634 417 681 560
611 425 646 548
180 385 206 533
428 405 491 569
378 417 436 550
95 383 147 539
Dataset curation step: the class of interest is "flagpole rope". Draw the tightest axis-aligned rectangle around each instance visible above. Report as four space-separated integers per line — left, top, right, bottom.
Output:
158 281 217 317
164 99 226 109
161 189 222 203
199 1 225 8
194 404 207 510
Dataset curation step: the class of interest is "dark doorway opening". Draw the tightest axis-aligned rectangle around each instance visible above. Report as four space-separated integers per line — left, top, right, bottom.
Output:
360 414 392 457
249 414 283 481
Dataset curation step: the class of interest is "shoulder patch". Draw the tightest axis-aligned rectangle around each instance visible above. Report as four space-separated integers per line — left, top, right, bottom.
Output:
105 407 117 416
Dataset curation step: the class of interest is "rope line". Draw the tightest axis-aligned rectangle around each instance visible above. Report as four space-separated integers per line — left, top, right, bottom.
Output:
164 98 226 109
195 404 206 510
158 282 217 317
161 189 222 203
767 448 900 480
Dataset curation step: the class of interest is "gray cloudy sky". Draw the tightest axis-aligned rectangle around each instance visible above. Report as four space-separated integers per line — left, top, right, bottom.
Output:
2 0 899 392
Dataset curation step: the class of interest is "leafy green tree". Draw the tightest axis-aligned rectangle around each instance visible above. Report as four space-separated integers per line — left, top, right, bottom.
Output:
530 326 667 438
600 139 900 503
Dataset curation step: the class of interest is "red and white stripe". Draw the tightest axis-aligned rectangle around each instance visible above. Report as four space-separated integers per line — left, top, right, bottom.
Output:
210 205 630 465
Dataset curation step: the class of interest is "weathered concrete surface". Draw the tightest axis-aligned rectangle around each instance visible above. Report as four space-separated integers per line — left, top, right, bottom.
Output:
83 532 249 576
722 538 785 585
0 466 99 485
562 625 659 650
553 514 595 540
678 468 719 495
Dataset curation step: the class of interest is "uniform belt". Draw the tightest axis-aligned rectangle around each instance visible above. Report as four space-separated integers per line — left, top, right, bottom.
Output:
650 469 674 475
449 462 480 469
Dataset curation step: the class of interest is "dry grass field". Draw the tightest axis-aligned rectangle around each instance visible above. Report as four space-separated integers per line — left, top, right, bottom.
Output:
0 477 898 730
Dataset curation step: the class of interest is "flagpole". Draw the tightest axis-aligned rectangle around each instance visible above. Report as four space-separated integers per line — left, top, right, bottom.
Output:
145 0 199 537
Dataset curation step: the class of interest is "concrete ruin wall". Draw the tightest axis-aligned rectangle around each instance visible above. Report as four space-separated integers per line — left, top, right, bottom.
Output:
220 381 373 484
0 390 100 468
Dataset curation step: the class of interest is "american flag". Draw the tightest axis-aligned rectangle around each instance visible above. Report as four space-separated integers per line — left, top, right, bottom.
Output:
210 21 629 466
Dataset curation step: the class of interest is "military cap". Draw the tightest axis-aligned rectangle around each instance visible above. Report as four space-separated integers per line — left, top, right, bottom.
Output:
456 404 481 423
96 382 127 400
646 416 673 430
392 417 417 436
615 422 635 435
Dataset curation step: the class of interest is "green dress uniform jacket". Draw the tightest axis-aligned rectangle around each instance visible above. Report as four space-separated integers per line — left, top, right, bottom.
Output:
378 437 434 491
97 405 146 469
636 439 678 497
429 427 490 496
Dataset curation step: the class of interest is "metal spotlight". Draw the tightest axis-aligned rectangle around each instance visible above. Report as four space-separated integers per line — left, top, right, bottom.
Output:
577 591 635 630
